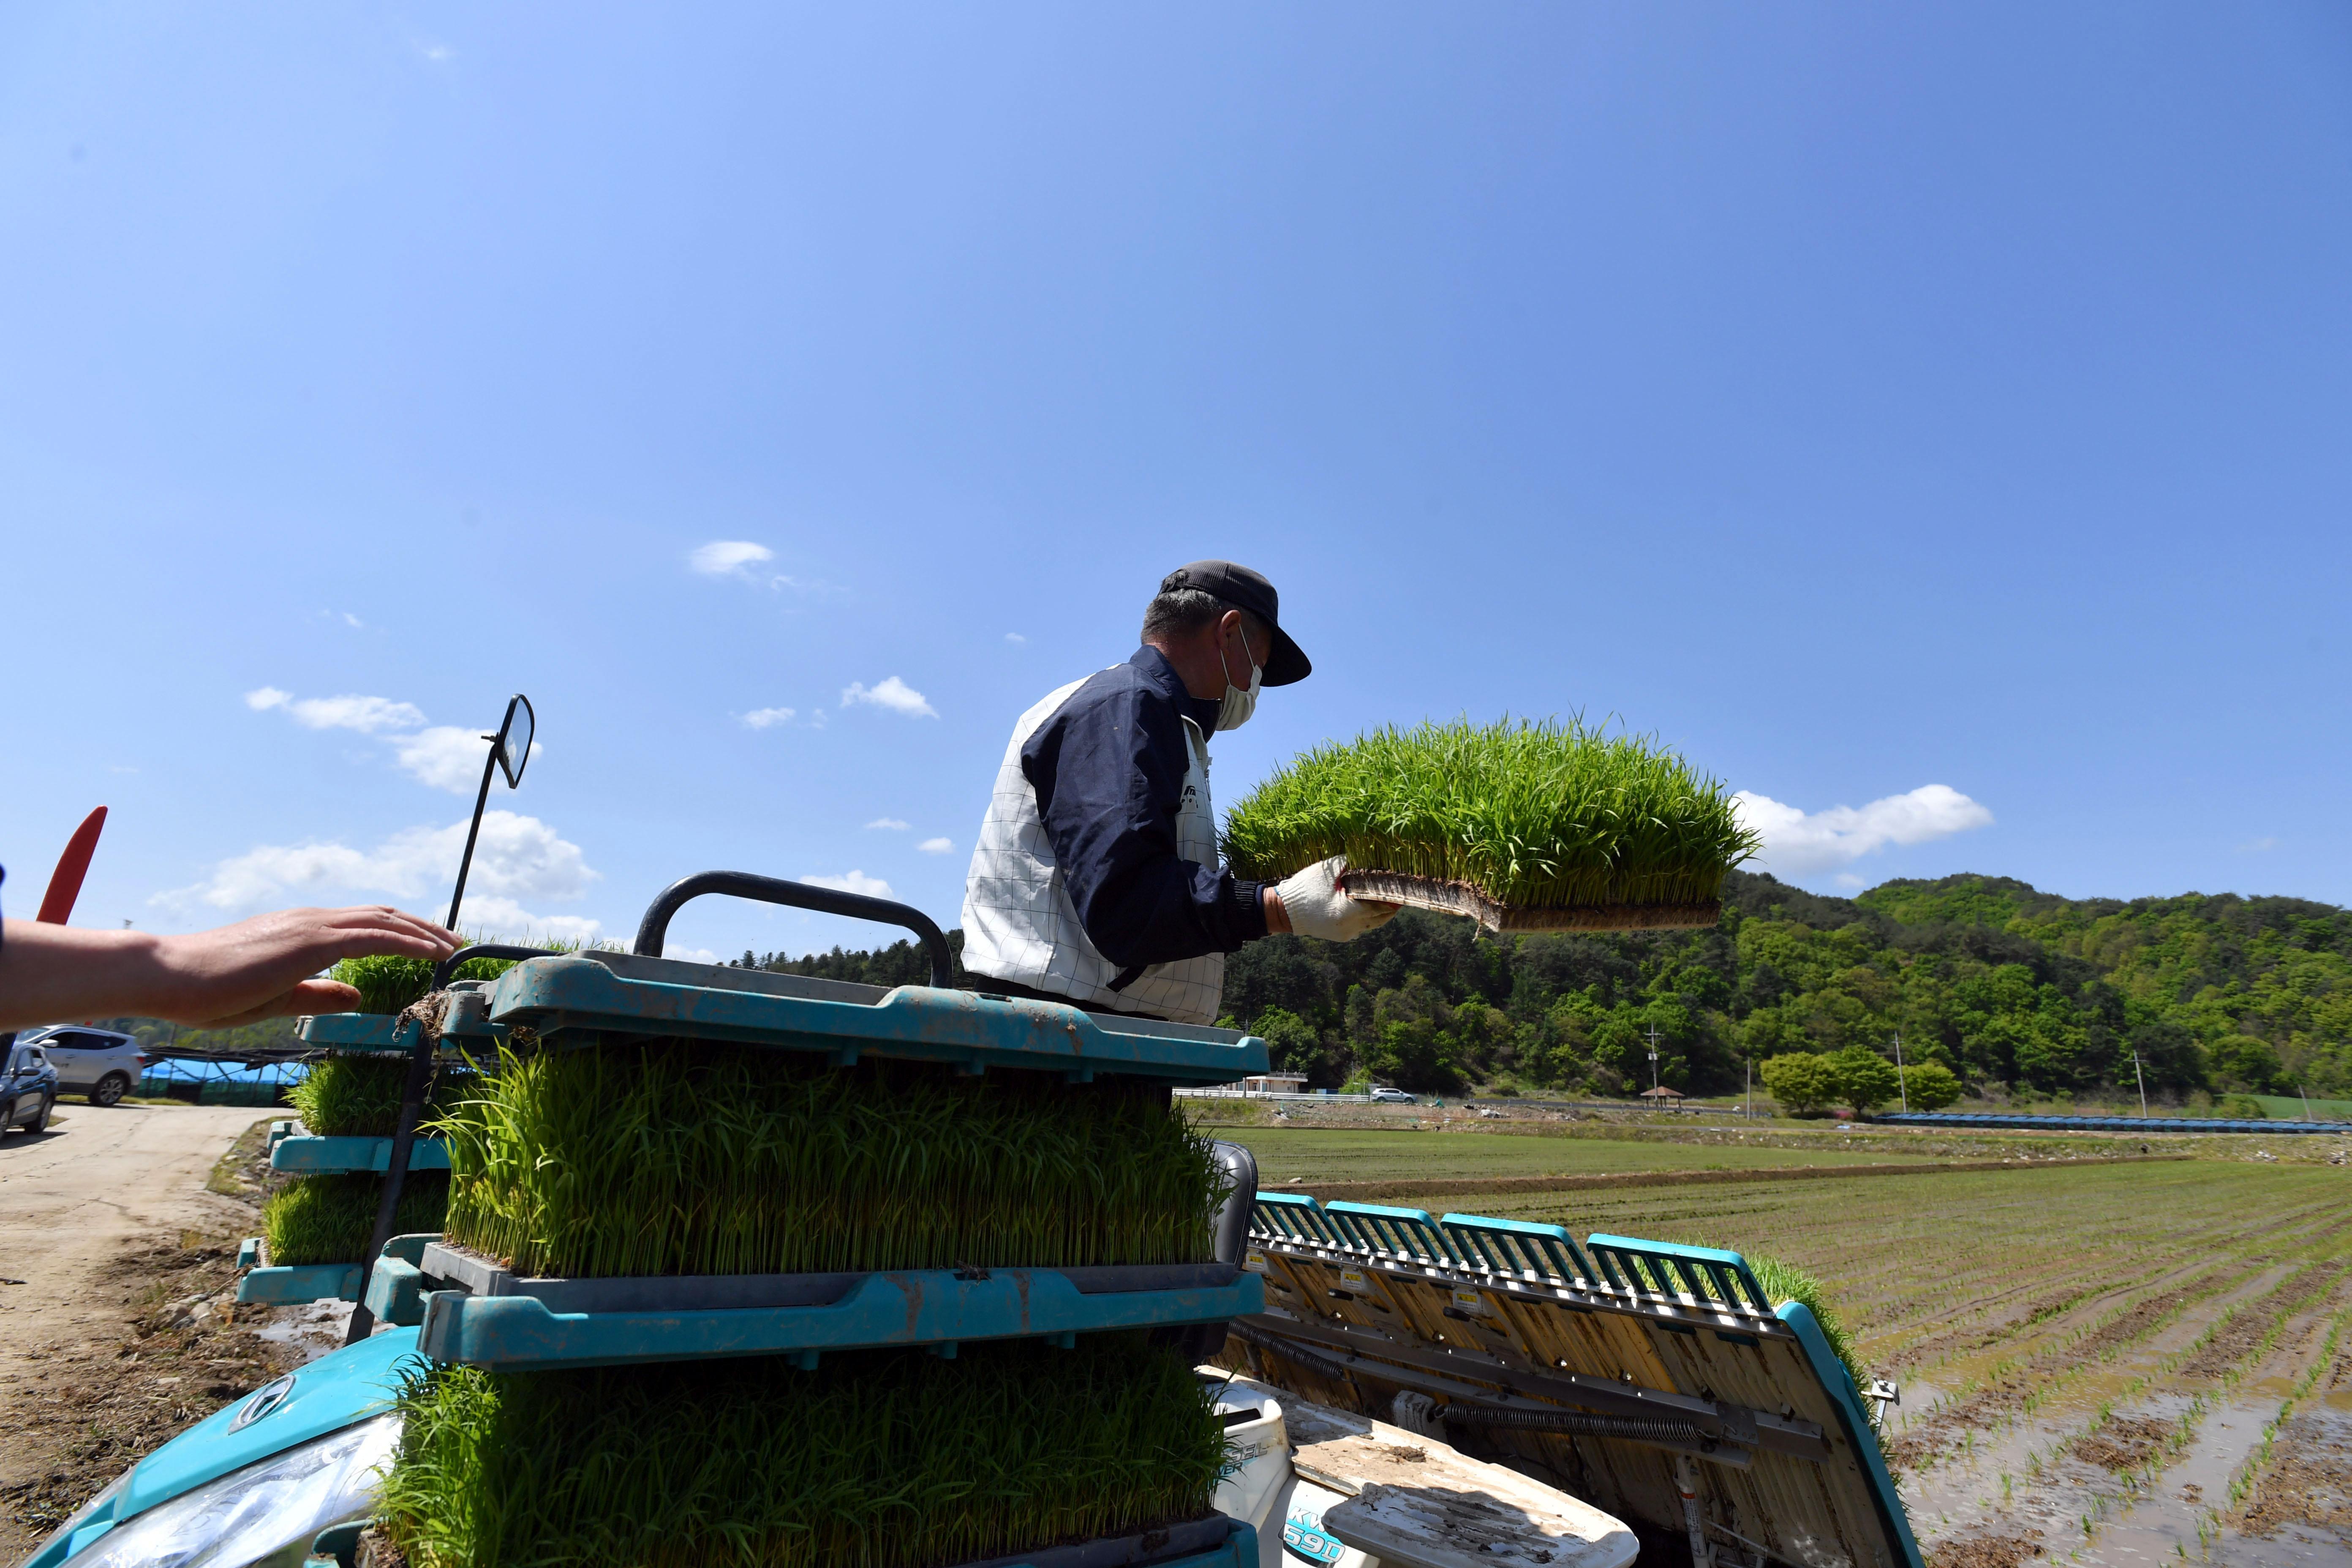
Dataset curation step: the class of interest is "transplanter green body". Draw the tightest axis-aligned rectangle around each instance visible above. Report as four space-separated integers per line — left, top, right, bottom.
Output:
376 1336 1226 1568
262 1171 449 1267
436 1044 1231 1277
1222 716 1758 909
1749 1253 1867 1400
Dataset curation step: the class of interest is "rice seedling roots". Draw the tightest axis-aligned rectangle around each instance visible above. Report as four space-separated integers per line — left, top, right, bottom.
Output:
1335 870 1720 933
376 1334 1225 1568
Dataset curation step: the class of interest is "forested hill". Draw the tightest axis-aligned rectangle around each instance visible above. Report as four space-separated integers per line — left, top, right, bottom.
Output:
739 870 2352 1100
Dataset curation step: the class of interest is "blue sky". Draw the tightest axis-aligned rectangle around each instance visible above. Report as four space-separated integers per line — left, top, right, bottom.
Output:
5 4 2349 961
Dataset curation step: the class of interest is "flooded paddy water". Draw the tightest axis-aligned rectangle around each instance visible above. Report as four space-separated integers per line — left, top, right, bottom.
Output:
1215 1122 2352 1565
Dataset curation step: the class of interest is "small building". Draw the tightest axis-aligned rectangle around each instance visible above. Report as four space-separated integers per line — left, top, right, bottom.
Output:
1236 1073 1310 1096
1638 1085 1686 1101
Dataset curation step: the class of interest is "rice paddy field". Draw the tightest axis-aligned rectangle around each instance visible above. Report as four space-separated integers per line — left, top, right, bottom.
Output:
1230 1125 2352 1566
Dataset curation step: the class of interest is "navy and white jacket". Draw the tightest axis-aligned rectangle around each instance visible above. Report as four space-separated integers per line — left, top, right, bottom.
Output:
960 647 1266 1023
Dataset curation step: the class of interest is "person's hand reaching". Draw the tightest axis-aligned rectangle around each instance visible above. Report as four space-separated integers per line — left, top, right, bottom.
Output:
0 905 460 1031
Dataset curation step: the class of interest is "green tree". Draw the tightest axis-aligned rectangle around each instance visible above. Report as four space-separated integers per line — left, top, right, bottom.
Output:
1247 1008 1320 1074
1898 1061 1963 1111
1759 1053 1838 1116
1829 1047 1901 1114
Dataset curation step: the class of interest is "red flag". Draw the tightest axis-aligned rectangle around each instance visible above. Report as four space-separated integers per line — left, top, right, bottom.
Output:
36 806 108 924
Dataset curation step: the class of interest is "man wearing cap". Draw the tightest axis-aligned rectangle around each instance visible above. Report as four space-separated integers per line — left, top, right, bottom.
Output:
961 561 1399 1025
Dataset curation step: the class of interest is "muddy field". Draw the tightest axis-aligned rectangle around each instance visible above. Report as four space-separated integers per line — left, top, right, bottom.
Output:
1228 1125 2352 1566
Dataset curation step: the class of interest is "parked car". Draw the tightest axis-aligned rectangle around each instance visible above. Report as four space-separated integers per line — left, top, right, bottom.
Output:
16 1025 146 1105
1368 1085 1416 1104
0 1038 60 1134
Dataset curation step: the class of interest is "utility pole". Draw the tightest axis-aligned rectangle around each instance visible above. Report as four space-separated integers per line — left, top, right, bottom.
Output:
1895 1033 1908 1114
1645 1025 1662 1094
1745 1054 1753 1120
2300 1083 2313 1122
2131 1050 2148 1119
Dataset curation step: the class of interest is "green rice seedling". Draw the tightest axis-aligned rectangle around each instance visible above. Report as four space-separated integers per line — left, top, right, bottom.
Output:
1750 1252 1867 1400
436 1045 1231 1278
287 1057 478 1138
261 1171 450 1266
1221 716 1759 911
376 1334 1227 1568
329 950 535 1016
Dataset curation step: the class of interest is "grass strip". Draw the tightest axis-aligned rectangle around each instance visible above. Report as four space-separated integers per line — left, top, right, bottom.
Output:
329 952 530 1016
261 1171 450 1266
287 1056 477 1138
436 1045 1232 1278
377 1334 1227 1568
1220 717 1757 909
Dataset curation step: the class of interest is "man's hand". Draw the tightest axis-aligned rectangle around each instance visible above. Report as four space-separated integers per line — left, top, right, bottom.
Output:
0 906 460 1032
1264 857 1401 943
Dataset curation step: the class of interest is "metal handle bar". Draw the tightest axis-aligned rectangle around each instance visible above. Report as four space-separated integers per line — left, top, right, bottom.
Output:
433 943 564 991
632 870 955 989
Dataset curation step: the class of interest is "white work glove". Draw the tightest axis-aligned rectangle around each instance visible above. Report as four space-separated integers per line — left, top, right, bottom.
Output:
1271 856 1401 943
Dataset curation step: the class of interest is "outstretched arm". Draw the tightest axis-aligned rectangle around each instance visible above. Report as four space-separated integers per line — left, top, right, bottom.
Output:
0 906 459 1031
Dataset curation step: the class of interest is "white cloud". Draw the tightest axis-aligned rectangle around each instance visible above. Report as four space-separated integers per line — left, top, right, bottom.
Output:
2238 837 2279 853
158 810 599 918
1732 784 1993 877
395 727 493 792
741 707 797 730
662 945 720 964
1004 632 1026 644
808 709 828 729
689 540 773 577
342 612 365 629
840 676 937 719
917 837 954 855
250 689 427 734
1834 873 1867 890
866 817 911 830
800 870 894 898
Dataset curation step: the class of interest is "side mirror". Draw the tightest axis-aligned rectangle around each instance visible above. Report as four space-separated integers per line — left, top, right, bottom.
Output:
491 694 534 789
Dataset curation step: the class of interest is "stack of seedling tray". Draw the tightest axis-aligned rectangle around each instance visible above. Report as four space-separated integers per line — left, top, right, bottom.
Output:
236 957 512 1307
1222 716 1760 932
354 879 1269 1568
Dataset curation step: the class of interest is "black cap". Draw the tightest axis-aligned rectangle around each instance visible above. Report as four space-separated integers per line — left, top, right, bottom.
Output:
1161 560 1311 686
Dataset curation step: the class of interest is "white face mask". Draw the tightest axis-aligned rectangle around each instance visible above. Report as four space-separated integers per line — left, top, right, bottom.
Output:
1216 625 1264 733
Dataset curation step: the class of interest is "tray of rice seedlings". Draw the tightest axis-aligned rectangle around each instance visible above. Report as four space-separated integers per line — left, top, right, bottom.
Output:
470 949 1267 1083
300 950 534 1050
1222 716 1760 933
375 1334 1250 1568
238 1171 451 1304
372 1043 1263 1367
271 1054 477 1173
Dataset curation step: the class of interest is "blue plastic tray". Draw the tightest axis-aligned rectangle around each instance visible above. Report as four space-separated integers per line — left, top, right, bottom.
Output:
362 1238 1262 1369
294 1014 406 1051
270 1135 449 1174
236 1261 363 1304
950 1518 1253 1568
479 953 1268 1085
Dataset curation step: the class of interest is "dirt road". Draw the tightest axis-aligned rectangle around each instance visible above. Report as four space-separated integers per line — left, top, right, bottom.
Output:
0 1103 262 1345
0 1103 306 1564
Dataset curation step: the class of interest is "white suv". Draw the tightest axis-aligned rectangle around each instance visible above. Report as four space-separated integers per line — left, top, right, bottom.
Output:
1369 1086 1417 1104
16 1025 147 1106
